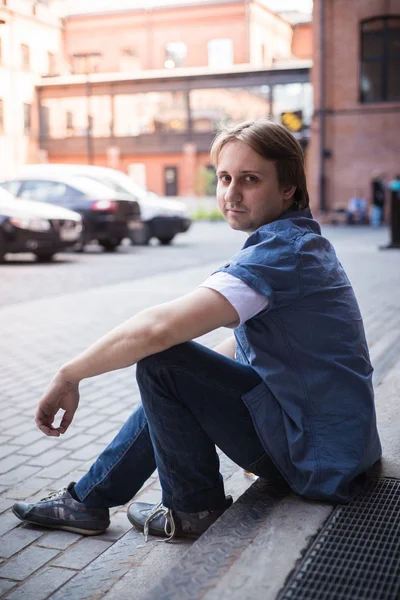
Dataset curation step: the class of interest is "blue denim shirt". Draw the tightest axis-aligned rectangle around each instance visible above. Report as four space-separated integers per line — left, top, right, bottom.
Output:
216 208 382 502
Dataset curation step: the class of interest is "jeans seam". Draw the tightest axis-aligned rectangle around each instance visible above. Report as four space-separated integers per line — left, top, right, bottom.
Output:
79 419 149 501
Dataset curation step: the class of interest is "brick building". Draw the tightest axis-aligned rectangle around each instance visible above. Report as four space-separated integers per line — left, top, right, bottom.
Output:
0 0 64 180
36 0 312 197
308 0 400 217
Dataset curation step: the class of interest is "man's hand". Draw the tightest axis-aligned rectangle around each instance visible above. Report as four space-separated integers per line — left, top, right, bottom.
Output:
35 372 80 437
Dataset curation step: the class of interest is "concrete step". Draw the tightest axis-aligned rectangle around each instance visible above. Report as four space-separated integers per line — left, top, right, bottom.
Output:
139 356 400 600
141 479 332 600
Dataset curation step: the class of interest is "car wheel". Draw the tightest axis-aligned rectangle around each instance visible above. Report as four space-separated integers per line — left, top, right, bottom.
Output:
99 238 122 252
134 223 151 246
158 235 175 245
35 252 55 263
74 224 90 253
0 231 6 263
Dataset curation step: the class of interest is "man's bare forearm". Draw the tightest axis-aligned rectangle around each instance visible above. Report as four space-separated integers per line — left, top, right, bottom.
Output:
60 306 170 383
59 289 240 384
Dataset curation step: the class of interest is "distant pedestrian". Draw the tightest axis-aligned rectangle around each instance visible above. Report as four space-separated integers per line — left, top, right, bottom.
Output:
12 120 381 542
388 174 400 193
371 172 386 227
347 191 368 225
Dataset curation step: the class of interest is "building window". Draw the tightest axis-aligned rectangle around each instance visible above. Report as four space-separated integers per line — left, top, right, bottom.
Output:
24 103 31 134
164 42 187 69
21 44 30 71
0 98 4 133
122 47 138 57
48 52 57 75
72 53 102 74
66 110 73 132
208 39 233 69
120 47 140 72
261 43 267 64
360 17 400 102
40 105 49 138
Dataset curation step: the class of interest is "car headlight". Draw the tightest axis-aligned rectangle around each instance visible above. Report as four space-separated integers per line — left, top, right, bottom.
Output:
10 217 51 232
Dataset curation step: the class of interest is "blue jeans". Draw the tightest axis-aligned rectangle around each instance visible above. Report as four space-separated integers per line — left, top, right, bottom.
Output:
74 341 282 512
371 205 383 227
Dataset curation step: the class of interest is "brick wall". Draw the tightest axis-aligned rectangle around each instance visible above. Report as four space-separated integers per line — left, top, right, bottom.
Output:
308 0 400 216
64 2 248 72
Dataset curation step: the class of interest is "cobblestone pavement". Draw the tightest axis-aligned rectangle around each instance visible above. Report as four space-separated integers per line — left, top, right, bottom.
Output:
0 223 398 599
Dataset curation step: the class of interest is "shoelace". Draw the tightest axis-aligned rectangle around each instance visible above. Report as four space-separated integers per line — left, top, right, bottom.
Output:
143 502 176 543
40 487 67 502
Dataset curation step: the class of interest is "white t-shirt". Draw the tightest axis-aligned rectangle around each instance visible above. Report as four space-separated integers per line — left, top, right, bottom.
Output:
200 272 269 328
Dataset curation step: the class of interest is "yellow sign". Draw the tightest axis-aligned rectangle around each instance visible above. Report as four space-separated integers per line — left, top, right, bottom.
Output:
281 112 303 132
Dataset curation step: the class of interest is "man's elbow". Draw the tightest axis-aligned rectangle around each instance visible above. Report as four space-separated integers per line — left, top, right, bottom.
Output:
128 309 180 358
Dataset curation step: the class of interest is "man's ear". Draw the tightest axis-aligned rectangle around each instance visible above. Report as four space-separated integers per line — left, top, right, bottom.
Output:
283 185 297 201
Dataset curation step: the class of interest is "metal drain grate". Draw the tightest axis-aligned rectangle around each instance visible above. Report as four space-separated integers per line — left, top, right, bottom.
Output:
278 478 400 600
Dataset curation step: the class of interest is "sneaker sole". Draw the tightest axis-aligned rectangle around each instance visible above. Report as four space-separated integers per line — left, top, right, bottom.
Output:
12 506 107 536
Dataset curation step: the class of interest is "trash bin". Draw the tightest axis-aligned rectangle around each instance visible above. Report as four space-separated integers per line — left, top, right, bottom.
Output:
387 178 400 249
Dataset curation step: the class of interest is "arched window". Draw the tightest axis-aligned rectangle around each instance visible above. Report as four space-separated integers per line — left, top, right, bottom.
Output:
360 17 400 102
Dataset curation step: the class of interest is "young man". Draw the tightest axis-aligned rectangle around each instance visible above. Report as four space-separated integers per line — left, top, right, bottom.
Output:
13 121 381 540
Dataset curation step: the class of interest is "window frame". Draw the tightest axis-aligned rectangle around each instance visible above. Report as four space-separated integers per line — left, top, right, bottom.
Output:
21 43 30 71
207 38 234 69
360 16 400 103
47 51 57 76
164 42 187 69
23 103 32 135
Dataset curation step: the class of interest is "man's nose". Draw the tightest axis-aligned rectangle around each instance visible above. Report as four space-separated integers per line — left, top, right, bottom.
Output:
225 182 242 203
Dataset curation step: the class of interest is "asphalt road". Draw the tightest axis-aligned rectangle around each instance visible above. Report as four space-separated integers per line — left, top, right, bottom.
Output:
0 221 394 310
0 223 247 308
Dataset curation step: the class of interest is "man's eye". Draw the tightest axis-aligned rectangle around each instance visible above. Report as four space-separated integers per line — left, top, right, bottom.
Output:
219 175 230 183
245 175 258 183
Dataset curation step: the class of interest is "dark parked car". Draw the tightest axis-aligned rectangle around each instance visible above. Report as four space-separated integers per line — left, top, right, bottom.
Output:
15 164 192 245
0 187 82 262
0 175 144 252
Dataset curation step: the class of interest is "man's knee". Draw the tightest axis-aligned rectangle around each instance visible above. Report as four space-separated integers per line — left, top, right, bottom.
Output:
136 344 187 383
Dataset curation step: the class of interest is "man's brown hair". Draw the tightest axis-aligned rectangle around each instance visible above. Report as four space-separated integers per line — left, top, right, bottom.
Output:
210 120 309 210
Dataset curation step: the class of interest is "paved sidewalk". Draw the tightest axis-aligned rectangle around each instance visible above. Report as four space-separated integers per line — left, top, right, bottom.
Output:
0 225 399 599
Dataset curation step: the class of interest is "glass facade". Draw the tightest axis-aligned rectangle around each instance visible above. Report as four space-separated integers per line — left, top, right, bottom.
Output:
41 83 312 142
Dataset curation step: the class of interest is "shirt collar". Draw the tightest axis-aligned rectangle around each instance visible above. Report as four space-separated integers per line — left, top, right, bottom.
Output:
276 207 313 221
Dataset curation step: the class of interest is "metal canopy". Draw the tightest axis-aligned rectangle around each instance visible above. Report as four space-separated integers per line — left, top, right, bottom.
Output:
38 65 310 99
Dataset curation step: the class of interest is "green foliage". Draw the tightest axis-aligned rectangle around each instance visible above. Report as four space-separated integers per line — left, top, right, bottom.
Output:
192 207 224 221
208 208 224 221
195 167 217 196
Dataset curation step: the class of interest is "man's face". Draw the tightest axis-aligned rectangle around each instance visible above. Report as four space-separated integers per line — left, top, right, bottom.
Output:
216 140 295 234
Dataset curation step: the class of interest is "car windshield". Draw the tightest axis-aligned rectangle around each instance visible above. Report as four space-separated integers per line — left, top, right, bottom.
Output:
67 176 121 198
91 173 148 200
0 187 18 204
90 176 131 195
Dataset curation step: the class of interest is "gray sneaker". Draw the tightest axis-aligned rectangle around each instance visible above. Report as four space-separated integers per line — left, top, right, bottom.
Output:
12 482 110 536
127 496 233 542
